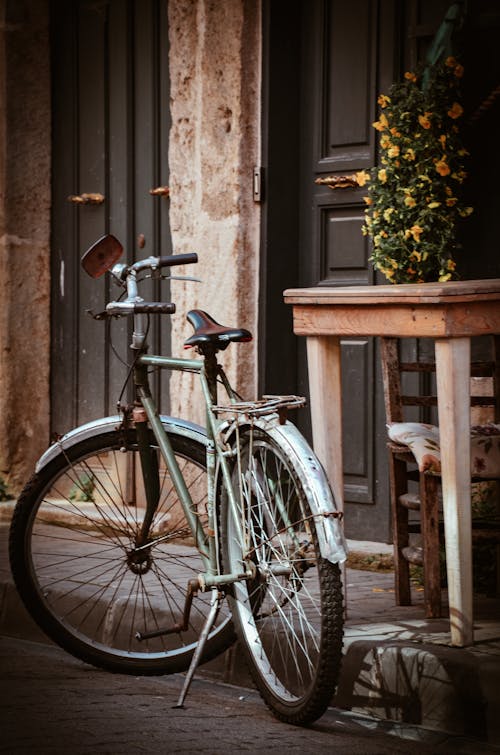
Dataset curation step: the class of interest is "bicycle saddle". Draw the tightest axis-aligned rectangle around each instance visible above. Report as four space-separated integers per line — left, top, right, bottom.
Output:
184 310 252 350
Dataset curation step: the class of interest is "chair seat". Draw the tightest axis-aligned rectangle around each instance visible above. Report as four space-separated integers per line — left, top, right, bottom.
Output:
387 421 500 478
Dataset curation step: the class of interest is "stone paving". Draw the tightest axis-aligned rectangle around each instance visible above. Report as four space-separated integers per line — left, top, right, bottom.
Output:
1 516 500 748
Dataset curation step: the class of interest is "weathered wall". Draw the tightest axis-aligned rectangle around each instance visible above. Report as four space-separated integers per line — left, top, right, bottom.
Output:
0 0 51 492
168 0 261 424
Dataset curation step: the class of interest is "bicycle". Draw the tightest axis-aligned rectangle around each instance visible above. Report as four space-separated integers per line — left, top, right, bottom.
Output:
9 234 346 725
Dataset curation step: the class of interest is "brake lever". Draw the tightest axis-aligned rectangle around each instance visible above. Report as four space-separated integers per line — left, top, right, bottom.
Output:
143 272 202 283
85 308 111 321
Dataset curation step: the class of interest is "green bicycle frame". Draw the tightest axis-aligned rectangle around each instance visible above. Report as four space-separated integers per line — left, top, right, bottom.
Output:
134 352 247 588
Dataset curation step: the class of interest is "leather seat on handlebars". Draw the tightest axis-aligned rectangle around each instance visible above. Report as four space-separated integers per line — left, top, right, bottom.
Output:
184 310 252 350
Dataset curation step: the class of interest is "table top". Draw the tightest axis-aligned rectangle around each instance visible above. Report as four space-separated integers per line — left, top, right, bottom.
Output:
284 279 500 338
284 278 500 306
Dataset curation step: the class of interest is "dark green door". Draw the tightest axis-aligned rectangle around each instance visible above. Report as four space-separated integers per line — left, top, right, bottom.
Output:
262 0 472 541
262 0 397 540
51 0 171 434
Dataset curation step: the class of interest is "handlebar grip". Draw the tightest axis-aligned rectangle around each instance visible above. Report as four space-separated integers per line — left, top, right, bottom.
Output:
133 302 176 314
158 253 198 268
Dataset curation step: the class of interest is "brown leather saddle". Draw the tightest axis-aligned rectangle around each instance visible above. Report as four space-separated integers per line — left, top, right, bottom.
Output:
184 310 252 351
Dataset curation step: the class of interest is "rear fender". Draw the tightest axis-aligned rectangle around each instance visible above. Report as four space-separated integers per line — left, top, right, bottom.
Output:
217 415 347 565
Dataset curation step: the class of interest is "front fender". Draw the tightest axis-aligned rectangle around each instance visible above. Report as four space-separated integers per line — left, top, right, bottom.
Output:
36 415 207 473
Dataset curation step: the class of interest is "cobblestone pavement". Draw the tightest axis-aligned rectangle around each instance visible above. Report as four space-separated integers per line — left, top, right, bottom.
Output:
0 634 493 755
2 519 500 752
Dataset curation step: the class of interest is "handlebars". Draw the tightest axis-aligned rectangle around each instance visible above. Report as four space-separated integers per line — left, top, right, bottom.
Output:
81 235 198 322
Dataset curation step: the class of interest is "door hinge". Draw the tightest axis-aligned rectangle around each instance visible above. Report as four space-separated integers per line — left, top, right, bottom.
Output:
253 166 264 203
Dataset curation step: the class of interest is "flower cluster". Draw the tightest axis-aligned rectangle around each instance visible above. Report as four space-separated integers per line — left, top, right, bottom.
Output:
361 57 473 284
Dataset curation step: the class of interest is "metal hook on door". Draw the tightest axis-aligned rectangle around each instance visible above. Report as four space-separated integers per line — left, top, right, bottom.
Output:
149 186 170 197
68 192 105 205
314 174 360 190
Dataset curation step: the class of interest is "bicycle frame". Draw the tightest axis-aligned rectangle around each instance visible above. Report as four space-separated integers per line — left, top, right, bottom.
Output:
134 350 252 592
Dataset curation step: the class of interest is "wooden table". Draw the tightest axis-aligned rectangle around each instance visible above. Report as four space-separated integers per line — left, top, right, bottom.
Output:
284 279 500 646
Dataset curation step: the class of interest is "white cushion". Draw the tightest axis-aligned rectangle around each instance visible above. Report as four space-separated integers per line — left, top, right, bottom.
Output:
387 422 500 477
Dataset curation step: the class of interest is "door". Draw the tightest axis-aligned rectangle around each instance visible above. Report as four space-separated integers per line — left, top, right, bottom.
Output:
298 0 397 539
51 0 171 435
261 0 396 540
262 0 470 541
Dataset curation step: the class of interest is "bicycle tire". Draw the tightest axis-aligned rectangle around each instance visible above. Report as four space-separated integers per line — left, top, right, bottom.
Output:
221 425 343 725
9 428 234 675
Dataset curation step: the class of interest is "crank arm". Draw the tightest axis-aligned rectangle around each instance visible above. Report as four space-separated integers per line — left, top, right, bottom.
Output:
135 579 199 641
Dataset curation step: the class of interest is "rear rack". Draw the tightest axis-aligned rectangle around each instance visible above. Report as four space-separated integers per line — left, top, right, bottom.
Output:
212 394 306 424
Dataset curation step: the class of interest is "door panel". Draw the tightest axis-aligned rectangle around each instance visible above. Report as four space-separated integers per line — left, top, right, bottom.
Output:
51 0 171 434
322 0 376 167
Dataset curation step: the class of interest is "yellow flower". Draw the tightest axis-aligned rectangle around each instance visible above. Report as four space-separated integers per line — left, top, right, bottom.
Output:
446 197 457 207
378 168 388 184
377 94 390 108
403 148 416 161
383 207 394 221
435 158 450 176
439 134 447 149
448 102 463 119
387 145 400 158
404 71 417 82
373 113 389 131
447 259 456 271
356 170 370 187
390 128 401 137
428 201 441 208
363 196 372 205
459 206 474 217
404 196 416 208
409 224 423 242
418 112 432 129
439 273 452 282
410 250 422 262
380 134 391 149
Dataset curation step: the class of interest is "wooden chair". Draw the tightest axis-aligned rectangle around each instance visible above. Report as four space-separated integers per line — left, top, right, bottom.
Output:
380 336 500 618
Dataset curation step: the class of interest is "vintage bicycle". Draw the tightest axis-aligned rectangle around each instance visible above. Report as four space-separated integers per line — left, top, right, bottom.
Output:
9 235 346 725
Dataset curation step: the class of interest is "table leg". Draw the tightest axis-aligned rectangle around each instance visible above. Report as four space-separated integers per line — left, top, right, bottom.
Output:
306 335 344 511
435 337 473 646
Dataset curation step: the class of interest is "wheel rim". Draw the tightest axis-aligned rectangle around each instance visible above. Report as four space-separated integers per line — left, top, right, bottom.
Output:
226 438 324 702
24 440 230 663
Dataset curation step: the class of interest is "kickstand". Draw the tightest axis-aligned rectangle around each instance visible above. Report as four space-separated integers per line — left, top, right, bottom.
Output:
173 588 223 709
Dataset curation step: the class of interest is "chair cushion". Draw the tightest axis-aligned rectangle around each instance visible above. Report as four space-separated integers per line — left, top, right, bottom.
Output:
387 422 500 477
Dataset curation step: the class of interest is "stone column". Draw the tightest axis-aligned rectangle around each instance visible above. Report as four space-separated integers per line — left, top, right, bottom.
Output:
0 1 51 492
168 0 261 423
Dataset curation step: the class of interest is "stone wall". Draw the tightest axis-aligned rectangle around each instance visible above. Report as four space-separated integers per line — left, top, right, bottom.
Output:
0 0 51 492
168 0 261 424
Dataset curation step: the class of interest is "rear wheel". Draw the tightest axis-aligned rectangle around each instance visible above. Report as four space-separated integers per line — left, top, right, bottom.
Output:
221 427 344 725
9 429 234 675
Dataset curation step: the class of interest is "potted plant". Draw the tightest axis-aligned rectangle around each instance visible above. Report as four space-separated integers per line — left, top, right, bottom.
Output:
360 57 473 284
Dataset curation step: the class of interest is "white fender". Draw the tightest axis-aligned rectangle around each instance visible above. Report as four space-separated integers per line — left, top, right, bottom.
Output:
221 415 347 565
36 415 207 473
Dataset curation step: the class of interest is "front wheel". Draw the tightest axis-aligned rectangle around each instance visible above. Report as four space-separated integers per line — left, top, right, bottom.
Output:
221 426 344 725
9 429 234 675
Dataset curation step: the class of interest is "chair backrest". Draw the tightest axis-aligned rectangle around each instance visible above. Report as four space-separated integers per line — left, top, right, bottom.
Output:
380 336 500 426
